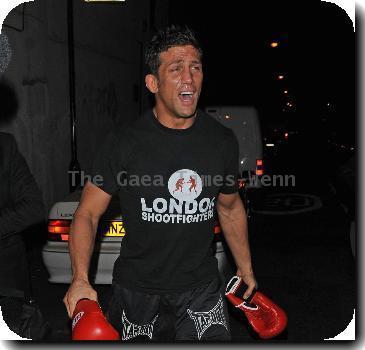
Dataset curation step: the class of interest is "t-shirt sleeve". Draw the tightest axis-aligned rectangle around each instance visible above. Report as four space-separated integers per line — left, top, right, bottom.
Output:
220 129 239 194
89 132 124 195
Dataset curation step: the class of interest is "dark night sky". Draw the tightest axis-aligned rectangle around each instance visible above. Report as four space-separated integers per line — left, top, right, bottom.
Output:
167 1 355 142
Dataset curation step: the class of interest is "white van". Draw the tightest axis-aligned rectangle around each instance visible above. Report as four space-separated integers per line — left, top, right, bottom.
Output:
205 106 263 188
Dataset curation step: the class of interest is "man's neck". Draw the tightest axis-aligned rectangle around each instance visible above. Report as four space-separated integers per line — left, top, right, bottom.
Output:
153 107 196 130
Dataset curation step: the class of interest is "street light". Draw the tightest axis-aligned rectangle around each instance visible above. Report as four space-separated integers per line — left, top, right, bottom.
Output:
270 41 279 48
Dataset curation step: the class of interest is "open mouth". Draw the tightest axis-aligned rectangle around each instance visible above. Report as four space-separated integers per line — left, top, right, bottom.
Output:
178 91 194 103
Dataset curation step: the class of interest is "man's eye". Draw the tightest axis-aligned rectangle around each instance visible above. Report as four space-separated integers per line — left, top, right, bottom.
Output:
170 66 181 72
192 66 202 71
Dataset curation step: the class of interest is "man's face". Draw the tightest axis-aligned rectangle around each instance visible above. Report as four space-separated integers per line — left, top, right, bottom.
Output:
152 45 203 119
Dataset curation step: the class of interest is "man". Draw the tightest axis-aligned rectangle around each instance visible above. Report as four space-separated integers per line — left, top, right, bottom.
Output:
0 132 44 298
64 25 257 341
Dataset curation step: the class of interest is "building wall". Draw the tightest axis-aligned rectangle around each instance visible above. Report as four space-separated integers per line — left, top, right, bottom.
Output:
0 0 169 211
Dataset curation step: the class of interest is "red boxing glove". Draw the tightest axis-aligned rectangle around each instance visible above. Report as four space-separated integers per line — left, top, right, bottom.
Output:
72 299 120 340
225 276 287 339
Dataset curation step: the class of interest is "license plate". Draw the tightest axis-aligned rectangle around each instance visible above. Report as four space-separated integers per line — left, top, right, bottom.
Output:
101 221 125 237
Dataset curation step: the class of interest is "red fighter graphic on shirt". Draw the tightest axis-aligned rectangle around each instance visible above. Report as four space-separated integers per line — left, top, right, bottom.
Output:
187 176 197 194
140 169 216 224
173 178 185 193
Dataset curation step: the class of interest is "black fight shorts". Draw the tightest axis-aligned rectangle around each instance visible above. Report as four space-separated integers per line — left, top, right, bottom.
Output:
105 277 231 341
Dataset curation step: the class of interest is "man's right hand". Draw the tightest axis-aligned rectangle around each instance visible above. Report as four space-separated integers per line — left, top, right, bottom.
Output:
63 279 98 318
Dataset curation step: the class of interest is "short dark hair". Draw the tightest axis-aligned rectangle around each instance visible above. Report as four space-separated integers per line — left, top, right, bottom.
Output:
144 24 203 76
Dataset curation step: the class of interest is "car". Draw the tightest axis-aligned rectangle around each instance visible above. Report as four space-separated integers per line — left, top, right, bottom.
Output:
42 189 236 284
205 106 264 189
205 106 264 217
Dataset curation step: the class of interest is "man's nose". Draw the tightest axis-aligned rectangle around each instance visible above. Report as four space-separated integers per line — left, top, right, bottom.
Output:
181 67 193 84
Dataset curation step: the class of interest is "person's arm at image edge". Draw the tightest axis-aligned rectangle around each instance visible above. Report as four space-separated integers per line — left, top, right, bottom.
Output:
63 181 112 318
216 191 257 298
0 135 44 238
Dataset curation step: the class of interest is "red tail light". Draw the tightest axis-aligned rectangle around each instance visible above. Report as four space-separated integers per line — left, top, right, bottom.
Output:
256 159 264 176
48 219 71 241
214 222 221 234
238 179 245 189
213 220 222 242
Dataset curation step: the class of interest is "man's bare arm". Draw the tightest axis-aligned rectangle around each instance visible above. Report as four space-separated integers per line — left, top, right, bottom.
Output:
63 181 112 317
216 192 257 298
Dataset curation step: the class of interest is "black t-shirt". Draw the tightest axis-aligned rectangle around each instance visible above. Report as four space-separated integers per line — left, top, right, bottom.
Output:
91 109 239 294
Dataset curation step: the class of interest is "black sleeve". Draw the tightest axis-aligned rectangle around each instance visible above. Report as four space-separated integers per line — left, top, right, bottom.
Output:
220 129 239 194
0 136 45 239
89 132 124 195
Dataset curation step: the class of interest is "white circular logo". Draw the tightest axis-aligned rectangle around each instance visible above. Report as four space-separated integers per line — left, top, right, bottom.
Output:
168 169 202 202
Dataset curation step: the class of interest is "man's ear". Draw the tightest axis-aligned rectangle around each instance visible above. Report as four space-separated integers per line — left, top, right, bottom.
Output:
145 74 159 94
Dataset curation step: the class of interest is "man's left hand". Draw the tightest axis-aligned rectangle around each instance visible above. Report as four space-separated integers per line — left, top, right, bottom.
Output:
236 270 258 300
